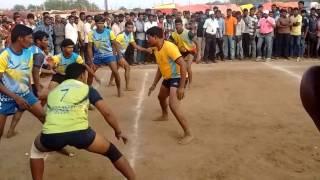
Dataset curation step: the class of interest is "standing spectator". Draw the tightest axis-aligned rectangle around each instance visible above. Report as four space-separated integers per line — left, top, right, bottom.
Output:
224 9 237 60
144 14 157 33
300 10 309 59
164 15 175 39
196 14 206 61
317 15 320 57
298 1 305 11
26 13 36 30
53 15 65 55
65 15 79 53
78 12 86 58
290 8 302 61
111 15 121 36
308 8 318 58
235 12 245 60
276 9 290 59
0 20 10 49
135 13 146 64
158 15 165 29
118 14 125 32
215 10 225 61
84 15 93 63
248 8 258 58
256 10 276 61
35 16 54 54
203 11 219 63
242 8 251 58
271 4 280 20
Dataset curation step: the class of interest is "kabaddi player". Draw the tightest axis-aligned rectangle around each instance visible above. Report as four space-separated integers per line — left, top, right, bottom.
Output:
108 21 152 91
87 15 122 97
146 26 193 145
6 31 49 138
0 25 45 142
300 66 320 132
169 18 200 88
29 63 135 180
47 38 100 91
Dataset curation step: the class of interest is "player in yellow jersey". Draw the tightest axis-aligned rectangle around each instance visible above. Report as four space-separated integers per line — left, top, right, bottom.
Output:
108 21 151 91
147 26 193 145
169 18 200 88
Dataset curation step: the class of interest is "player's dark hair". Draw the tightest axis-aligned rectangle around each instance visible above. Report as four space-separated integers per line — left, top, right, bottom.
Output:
11 24 33 43
175 18 183 24
298 1 304 5
27 13 35 19
33 31 49 43
243 8 248 12
94 14 105 23
60 38 75 48
293 7 299 11
86 15 92 19
80 12 85 16
125 21 134 27
42 12 49 17
65 63 86 80
146 26 164 39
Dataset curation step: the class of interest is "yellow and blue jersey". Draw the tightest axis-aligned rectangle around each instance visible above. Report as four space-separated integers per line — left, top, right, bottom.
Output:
153 41 182 80
116 32 135 54
0 47 33 94
52 52 83 74
88 28 116 60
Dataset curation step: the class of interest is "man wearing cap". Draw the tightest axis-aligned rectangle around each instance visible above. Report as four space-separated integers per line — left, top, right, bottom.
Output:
203 11 219 63
256 10 276 61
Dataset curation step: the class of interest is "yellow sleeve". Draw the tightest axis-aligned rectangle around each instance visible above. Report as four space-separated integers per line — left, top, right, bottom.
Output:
76 55 84 64
110 31 116 41
0 51 9 73
166 42 182 61
115 34 123 44
52 55 60 65
298 15 302 23
129 33 135 43
88 31 93 43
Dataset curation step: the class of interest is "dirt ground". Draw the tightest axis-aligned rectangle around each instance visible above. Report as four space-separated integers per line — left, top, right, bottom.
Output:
1 60 320 180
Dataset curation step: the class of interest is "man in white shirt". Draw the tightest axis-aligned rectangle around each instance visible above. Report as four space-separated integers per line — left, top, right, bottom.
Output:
203 11 219 63
112 15 121 36
78 12 86 57
65 15 79 52
144 14 157 33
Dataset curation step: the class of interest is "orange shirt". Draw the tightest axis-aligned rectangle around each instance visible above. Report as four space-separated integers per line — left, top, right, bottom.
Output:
224 16 237 36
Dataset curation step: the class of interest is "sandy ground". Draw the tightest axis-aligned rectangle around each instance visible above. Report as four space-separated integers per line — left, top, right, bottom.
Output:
1 60 320 180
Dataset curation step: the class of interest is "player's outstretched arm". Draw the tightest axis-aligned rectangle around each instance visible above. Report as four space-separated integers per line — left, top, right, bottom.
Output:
94 100 127 144
148 67 162 96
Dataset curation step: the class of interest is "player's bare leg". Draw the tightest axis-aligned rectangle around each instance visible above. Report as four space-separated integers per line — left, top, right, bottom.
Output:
169 87 193 144
86 133 135 180
7 111 23 138
108 61 122 97
154 85 170 121
0 115 8 142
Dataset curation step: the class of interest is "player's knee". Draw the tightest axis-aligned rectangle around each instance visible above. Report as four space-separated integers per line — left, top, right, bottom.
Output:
104 143 123 163
30 142 48 159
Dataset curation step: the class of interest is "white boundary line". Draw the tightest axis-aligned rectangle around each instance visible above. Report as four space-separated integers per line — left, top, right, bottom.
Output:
264 62 302 81
128 70 150 169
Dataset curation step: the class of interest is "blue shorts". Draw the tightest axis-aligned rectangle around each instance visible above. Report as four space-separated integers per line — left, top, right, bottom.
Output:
40 128 96 150
115 53 125 61
93 55 116 65
162 78 181 89
0 91 38 116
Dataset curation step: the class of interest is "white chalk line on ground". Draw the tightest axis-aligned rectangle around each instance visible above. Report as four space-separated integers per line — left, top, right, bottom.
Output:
264 62 302 81
128 70 150 169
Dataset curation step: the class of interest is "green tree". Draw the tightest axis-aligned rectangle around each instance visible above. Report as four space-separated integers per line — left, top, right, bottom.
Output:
44 0 99 11
13 4 26 11
119 6 127 11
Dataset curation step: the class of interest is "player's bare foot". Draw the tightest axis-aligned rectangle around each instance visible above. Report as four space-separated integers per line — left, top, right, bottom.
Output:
108 82 116 87
153 114 169 121
178 134 194 145
6 130 18 138
125 87 135 91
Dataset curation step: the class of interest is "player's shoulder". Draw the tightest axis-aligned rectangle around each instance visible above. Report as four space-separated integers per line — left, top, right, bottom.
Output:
0 48 10 59
164 40 178 49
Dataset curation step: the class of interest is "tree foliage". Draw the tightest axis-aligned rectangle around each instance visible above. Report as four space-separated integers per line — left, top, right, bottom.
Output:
13 4 26 11
43 0 99 11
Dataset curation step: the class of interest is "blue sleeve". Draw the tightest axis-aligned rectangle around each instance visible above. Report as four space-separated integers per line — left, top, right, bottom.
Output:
89 87 103 105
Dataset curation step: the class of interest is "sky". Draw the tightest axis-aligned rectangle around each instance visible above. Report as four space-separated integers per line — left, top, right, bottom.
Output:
2 0 212 10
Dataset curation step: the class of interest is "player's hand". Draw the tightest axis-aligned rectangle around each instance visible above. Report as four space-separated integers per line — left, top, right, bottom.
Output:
14 96 30 110
146 48 153 54
115 132 128 144
89 63 97 71
177 88 185 100
148 85 156 96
